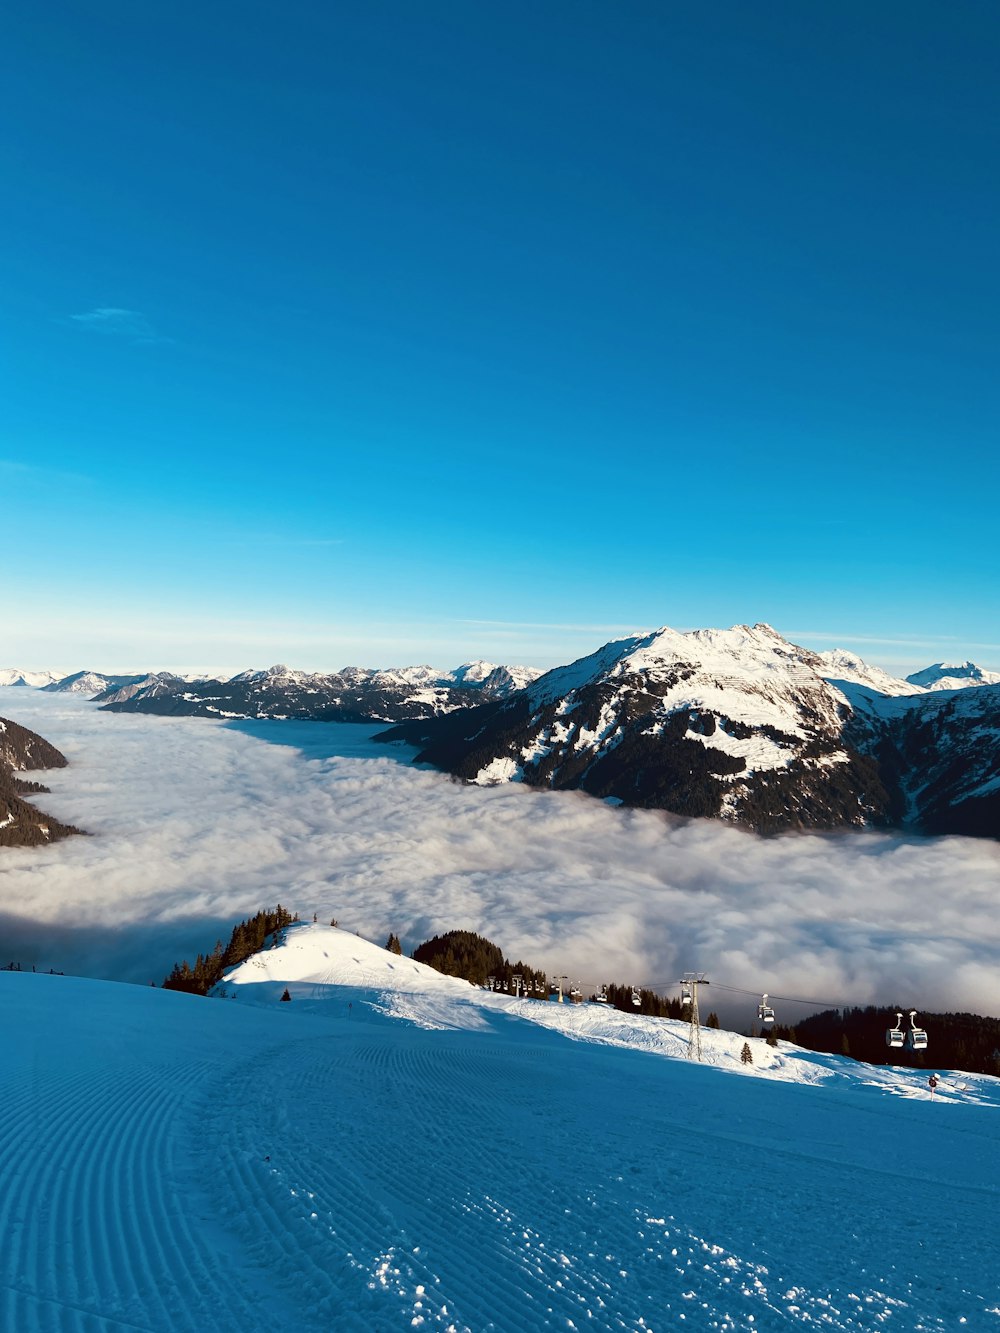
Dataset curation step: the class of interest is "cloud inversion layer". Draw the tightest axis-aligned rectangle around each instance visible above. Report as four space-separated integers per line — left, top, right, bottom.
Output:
1 689 998 1024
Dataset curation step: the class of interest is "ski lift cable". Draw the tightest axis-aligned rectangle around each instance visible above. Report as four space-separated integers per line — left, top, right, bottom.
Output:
709 982 849 1010
634 976 858 1012
593 973 923 1019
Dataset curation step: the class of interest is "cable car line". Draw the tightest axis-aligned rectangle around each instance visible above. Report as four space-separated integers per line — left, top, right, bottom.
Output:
571 973 930 1049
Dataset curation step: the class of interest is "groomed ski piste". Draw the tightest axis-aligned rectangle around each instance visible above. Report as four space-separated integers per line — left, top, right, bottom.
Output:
4 924 999 1332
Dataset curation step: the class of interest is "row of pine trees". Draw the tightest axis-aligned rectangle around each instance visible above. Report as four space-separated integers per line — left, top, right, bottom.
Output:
162 905 298 995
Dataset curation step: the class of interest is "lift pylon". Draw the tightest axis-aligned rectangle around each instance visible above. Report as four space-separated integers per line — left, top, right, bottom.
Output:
679 973 710 1062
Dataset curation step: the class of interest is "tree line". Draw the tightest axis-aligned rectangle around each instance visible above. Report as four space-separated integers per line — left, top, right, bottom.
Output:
412 929 548 994
782 1006 1000 1078
162 905 298 995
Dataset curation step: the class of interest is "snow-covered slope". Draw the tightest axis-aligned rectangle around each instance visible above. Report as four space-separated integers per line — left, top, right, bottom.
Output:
4 923 999 1332
815 649 924 699
219 922 479 1004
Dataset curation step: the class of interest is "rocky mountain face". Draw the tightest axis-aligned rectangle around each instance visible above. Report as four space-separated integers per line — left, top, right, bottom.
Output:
96 661 542 722
0 717 82 848
838 681 1000 838
376 625 1000 840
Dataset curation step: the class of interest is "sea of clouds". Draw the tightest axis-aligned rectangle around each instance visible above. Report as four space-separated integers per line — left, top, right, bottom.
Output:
2 687 999 1026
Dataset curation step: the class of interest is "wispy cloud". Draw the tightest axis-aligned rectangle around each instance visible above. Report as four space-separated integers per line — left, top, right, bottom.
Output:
787 630 1000 659
2 690 999 1028
67 307 167 344
787 629 965 648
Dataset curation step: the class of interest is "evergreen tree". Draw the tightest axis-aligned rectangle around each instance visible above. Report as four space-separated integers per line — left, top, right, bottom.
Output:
706 1011 720 1029
385 933 403 955
412 929 546 995
741 1041 753 1065
163 905 297 995
280 988 291 1002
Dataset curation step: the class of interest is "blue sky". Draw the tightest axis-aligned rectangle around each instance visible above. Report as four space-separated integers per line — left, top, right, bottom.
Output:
3 1 998 674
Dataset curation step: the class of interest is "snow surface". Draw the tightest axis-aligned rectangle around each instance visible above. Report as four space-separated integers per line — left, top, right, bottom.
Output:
4 922 999 1332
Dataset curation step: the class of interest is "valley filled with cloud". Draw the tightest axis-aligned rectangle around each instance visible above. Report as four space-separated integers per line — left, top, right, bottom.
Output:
3 687 998 1024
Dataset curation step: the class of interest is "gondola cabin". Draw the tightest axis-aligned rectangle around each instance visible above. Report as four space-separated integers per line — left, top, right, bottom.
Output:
907 1011 929 1050
886 1012 905 1048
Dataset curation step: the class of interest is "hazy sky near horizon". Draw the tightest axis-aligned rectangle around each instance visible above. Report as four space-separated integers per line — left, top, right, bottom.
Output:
4 3 999 674
4 689 1000 1024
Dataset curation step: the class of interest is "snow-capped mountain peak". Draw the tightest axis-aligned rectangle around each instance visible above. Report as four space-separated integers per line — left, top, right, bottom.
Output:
229 664 314 685
906 660 1000 690
0 668 64 688
815 650 923 698
383 623 889 833
377 621 1000 839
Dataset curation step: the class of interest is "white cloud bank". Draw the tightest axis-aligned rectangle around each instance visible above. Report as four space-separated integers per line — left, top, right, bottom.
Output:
1 688 998 1026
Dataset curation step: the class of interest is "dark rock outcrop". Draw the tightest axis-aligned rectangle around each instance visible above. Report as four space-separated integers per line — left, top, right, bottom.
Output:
0 717 83 848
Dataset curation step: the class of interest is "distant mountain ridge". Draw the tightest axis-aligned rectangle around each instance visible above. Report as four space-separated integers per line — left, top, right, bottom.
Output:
92 660 543 721
43 670 150 696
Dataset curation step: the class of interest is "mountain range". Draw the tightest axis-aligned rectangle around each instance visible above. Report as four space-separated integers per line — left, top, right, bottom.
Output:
5 628 998 839
55 660 543 721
